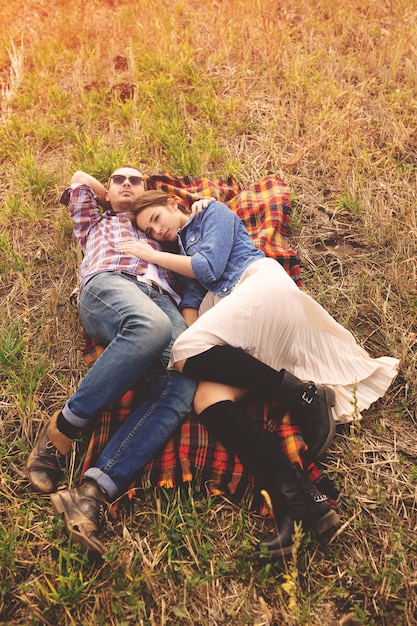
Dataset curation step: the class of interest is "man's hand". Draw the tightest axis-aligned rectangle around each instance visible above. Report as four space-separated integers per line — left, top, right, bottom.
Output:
116 241 158 263
190 196 216 214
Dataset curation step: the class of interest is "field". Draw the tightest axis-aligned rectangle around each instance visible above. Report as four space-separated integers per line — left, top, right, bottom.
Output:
0 0 416 624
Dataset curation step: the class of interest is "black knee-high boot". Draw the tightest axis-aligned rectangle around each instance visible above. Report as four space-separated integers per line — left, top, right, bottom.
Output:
184 346 336 460
199 401 340 557
199 400 290 477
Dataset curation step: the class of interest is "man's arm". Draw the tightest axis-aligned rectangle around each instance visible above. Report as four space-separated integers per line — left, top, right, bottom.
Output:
71 171 111 210
181 307 199 326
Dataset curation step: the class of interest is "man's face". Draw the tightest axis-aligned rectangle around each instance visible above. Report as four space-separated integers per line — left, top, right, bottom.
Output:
106 167 146 213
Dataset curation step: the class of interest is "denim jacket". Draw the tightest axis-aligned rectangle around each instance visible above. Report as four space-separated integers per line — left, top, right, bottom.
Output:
177 201 265 310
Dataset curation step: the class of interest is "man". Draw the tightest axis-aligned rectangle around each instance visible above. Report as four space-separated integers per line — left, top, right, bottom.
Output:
27 166 198 558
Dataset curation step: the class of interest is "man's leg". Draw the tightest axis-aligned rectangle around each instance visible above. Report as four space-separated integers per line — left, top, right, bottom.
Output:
27 273 184 493
82 360 196 498
50 363 196 558
49 290 197 557
81 285 195 496
63 273 175 424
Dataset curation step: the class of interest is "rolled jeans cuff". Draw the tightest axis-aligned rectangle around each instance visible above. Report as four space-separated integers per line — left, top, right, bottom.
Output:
62 402 94 429
83 467 119 500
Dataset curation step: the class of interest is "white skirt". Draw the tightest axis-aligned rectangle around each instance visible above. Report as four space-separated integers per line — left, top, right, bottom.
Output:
169 257 400 423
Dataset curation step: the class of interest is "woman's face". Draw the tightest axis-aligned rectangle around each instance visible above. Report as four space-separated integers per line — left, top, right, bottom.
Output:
135 203 184 242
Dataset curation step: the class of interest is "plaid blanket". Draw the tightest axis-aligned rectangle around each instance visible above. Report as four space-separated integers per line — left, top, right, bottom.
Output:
80 174 322 512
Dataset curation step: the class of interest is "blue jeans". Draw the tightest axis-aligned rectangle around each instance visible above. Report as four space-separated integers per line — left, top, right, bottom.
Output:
62 272 197 499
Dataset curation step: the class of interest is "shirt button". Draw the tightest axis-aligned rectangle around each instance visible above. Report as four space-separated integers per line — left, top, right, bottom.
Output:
190 236 196 242
222 287 228 292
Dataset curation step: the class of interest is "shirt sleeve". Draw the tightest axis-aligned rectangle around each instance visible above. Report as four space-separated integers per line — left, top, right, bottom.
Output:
189 202 236 285
67 185 101 252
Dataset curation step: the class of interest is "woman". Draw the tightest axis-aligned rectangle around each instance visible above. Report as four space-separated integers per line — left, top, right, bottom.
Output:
118 190 399 556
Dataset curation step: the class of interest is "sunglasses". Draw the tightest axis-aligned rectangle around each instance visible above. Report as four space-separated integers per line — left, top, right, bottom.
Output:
110 175 144 186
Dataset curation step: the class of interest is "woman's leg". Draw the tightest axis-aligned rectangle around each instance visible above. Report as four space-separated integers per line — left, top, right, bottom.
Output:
193 380 247 415
184 346 335 461
197 397 340 557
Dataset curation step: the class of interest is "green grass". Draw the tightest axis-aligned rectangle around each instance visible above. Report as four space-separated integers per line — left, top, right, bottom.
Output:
1 0 416 623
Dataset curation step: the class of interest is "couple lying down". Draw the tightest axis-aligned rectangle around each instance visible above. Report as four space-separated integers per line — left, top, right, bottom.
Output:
27 167 399 559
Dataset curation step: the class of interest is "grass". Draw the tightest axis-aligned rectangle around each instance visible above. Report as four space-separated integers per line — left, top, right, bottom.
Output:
0 0 416 623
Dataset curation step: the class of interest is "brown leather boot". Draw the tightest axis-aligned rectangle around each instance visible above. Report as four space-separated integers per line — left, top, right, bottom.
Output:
27 410 73 494
50 481 108 558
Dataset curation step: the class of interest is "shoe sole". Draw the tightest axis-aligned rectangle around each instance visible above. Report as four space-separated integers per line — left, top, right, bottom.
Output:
50 492 106 558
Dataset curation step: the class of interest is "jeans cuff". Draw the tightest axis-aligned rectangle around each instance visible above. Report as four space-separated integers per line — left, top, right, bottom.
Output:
62 402 94 429
83 467 118 500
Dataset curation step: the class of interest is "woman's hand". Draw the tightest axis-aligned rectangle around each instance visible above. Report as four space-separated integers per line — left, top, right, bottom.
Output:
190 196 216 214
116 241 158 263
117 240 195 277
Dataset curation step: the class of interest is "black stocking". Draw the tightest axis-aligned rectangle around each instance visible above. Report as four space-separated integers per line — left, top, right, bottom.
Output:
183 346 284 400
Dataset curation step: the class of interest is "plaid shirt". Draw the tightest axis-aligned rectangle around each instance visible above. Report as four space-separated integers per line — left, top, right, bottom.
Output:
67 184 180 300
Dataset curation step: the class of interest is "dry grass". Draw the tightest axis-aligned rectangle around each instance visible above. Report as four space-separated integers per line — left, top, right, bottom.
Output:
0 0 416 624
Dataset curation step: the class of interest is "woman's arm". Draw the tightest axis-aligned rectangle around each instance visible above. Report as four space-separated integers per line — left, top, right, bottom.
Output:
185 203 237 284
116 241 196 278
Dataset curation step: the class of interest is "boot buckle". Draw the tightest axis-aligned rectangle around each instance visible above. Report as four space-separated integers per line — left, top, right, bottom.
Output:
301 384 316 405
313 492 328 503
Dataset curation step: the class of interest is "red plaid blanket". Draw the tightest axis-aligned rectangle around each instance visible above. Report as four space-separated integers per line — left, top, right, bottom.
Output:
80 174 320 511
